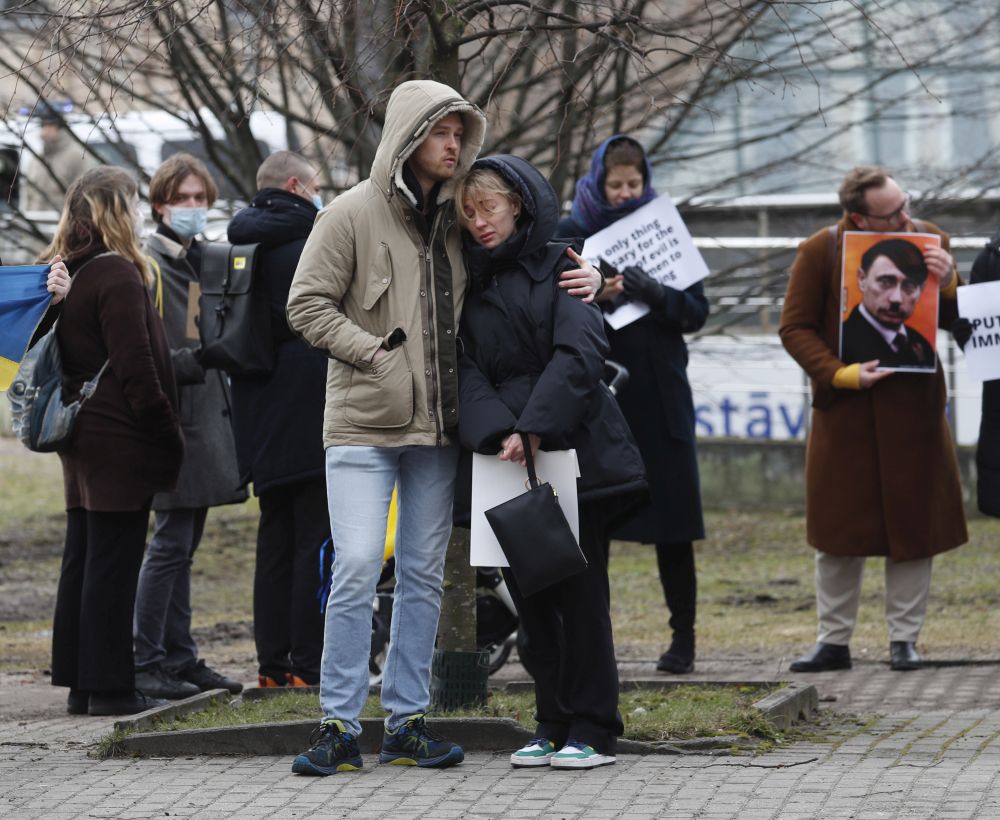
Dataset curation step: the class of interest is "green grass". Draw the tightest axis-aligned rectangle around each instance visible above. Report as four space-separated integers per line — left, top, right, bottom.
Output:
139 685 780 744
4 445 1000 676
610 511 1000 660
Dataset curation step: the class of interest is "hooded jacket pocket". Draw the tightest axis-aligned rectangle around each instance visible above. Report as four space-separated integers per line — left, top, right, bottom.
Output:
362 242 393 310
345 346 414 428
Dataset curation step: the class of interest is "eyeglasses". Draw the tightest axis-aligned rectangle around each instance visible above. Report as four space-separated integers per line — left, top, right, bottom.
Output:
862 194 911 222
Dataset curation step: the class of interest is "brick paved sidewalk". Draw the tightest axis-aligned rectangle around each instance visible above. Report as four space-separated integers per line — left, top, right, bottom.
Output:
4 660 1000 818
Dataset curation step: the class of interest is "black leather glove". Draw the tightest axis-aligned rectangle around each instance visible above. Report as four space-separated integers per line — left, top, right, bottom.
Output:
621 265 665 308
952 317 972 351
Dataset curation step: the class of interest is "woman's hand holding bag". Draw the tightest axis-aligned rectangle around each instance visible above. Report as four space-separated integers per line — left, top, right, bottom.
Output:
483 433 587 597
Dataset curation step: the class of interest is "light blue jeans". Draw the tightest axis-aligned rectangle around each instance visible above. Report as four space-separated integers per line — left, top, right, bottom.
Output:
320 443 459 735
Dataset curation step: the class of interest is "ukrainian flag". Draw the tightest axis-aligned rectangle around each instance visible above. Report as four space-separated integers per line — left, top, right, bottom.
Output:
0 264 51 391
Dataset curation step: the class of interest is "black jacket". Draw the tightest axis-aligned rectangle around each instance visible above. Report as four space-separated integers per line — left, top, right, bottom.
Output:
971 230 1000 517
227 189 327 494
456 156 646 521
556 214 708 543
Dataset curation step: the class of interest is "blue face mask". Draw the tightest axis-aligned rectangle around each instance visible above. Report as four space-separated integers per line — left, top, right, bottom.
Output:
312 194 324 211
168 206 207 239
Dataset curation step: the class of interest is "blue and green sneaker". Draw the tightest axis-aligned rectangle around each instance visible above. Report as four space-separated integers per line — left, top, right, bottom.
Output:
510 738 557 767
291 719 363 776
379 713 464 768
550 740 616 769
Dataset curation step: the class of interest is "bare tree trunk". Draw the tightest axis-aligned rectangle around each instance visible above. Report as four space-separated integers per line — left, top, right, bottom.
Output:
436 527 475 652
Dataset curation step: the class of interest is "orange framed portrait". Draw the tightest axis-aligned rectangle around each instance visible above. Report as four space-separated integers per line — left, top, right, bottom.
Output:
839 231 941 372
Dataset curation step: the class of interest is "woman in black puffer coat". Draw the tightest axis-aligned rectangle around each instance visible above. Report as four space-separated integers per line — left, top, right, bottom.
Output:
456 155 646 770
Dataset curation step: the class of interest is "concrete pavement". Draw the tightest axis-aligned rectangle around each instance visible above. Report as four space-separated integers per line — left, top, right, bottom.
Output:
3 658 1000 818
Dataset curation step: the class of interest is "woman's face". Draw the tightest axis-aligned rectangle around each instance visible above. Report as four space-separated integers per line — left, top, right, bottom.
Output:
462 191 519 249
603 163 644 206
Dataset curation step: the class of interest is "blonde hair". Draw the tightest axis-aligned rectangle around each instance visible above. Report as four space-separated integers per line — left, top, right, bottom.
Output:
838 166 892 214
38 166 151 285
455 167 521 225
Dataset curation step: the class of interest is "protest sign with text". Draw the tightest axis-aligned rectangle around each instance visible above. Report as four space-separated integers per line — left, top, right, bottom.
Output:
958 280 1000 382
581 194 710 330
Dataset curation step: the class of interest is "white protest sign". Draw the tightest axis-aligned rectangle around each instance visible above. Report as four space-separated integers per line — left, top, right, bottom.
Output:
581 194 710 330
470 450 580 567
958 280 1000 382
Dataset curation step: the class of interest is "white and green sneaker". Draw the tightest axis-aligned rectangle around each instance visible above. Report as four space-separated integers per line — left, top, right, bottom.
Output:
550 740 616 769
510 738 557 767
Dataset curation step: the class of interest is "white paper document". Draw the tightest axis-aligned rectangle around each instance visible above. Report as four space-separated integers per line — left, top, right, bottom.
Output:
958 280 1000 382
470 450 580 567
581 193 710 330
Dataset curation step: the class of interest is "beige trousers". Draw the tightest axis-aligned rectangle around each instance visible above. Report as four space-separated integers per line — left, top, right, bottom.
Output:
815 552 933 645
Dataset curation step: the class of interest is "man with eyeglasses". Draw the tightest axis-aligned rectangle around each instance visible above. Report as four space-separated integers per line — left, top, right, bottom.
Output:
779 166 966 674
841 238 935 370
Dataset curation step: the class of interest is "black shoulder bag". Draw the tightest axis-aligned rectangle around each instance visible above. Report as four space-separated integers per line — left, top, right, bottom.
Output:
483 433 587 597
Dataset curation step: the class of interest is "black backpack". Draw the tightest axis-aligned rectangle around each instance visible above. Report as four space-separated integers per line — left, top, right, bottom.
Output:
197 242 273 376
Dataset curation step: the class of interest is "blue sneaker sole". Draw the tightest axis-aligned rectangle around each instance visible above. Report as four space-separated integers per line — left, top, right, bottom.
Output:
291 754 363 776
378 745 464 768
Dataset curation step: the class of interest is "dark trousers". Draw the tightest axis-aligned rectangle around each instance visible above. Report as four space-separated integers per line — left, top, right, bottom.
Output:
656 540 697 644
51 505 151 694
601 537 698 646
253 478 329 683
507 506 623 755
133 507 208 672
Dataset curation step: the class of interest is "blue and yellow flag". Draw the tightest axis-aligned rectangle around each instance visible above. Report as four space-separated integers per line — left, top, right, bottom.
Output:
0 264 51 391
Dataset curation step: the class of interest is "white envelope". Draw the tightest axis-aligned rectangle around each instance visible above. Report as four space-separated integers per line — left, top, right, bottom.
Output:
470 450 580 567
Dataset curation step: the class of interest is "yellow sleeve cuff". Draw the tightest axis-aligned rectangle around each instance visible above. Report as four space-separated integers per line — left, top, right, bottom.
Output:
940 272 958 299
833 364 862 390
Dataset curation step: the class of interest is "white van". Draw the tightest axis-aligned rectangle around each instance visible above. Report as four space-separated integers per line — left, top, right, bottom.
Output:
0 106 290 240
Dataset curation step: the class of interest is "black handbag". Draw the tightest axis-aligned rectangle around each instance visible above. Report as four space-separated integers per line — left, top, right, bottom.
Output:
8 253 112 453
483 434 588 597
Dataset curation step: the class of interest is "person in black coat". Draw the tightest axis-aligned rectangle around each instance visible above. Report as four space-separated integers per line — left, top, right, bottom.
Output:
955 229 1000 516
556 135 708 675
456 155 646 770
227 151 330 687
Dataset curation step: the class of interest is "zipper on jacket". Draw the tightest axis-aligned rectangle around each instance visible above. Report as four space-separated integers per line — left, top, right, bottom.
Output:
419 229 443 446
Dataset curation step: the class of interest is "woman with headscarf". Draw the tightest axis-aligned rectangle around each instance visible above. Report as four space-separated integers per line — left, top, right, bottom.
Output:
557 136 709 674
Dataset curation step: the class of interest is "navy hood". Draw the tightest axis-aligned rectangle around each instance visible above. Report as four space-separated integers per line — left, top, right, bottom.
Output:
228 188 318 247
469 155 560 258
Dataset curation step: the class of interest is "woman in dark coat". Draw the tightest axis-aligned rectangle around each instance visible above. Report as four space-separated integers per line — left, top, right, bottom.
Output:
556 135 708 674
964 230 1000 516
456 155 646 770
40 166 184 716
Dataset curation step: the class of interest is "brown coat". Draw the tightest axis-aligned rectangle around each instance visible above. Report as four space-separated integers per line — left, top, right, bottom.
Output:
779 215 967 559
56 246 183 511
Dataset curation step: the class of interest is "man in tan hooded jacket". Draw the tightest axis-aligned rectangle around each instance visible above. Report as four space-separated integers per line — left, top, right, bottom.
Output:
287 80 485 774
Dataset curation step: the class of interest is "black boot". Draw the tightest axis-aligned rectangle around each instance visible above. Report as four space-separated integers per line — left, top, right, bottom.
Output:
657 632 695 674
655 541 697 673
